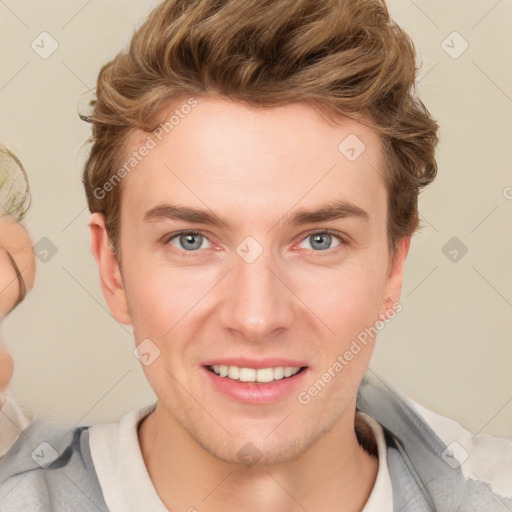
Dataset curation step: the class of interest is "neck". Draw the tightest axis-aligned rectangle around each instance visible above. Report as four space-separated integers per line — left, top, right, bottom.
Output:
138 402 379 512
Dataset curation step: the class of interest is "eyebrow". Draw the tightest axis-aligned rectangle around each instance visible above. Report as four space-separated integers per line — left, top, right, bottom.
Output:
143 199 370 229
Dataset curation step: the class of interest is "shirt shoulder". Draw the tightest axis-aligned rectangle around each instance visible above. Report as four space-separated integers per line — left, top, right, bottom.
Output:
357 370 512 511
0 420 108 511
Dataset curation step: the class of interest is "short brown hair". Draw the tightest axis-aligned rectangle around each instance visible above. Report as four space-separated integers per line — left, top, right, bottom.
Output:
82 0 439 262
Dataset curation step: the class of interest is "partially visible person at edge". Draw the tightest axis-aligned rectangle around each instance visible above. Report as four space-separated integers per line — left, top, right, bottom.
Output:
0 146 35 458
0 1 511 511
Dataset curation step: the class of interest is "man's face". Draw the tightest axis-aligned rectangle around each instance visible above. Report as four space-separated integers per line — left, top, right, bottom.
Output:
99 98 407 464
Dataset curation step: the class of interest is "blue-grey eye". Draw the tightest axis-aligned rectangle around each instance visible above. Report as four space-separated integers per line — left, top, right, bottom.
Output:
168 232 211 251
300 232 342 251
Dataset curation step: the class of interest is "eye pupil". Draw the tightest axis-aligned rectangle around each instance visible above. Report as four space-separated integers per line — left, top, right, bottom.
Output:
180 233 202 250
310 232 332 251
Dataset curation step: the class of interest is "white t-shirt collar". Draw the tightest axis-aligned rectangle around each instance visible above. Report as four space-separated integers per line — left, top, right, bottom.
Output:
89 406 393 512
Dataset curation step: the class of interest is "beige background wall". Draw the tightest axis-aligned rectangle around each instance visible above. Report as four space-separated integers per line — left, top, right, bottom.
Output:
1 0 511 438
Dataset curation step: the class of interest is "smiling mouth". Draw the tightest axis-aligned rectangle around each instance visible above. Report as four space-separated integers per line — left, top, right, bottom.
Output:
206 364 308 384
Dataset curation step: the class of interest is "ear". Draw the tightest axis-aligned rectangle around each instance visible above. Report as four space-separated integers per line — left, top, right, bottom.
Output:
378 236 411 320
89 213 132 325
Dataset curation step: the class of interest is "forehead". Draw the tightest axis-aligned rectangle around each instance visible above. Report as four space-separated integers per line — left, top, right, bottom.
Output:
121 97 386 226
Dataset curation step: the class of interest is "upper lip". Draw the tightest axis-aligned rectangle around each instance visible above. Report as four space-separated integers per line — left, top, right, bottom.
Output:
202 358 308 369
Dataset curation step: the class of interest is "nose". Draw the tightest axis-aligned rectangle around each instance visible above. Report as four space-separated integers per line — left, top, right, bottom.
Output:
217 245 295 341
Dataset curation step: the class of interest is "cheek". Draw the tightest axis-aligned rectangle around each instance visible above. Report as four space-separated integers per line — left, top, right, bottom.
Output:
124 262 210 353
126 272 185 388
125 271 177 336
294 258 387 339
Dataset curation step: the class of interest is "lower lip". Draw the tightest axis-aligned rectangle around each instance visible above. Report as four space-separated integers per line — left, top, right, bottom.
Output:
202 366 309 404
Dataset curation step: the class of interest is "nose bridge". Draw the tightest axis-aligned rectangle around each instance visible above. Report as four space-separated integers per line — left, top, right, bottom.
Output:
218 242 293 338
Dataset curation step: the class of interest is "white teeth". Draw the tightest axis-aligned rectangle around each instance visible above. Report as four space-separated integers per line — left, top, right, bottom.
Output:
239 368 256 382
284 367 295 377
209 365 303 382
228 366 239 379
256 368 274 383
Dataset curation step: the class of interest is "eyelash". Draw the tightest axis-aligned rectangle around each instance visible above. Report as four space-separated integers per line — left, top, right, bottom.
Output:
163 229 347 258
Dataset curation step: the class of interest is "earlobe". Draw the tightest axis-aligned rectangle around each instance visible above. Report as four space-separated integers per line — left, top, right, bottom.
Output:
378 237 411 320
89 213 132 325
